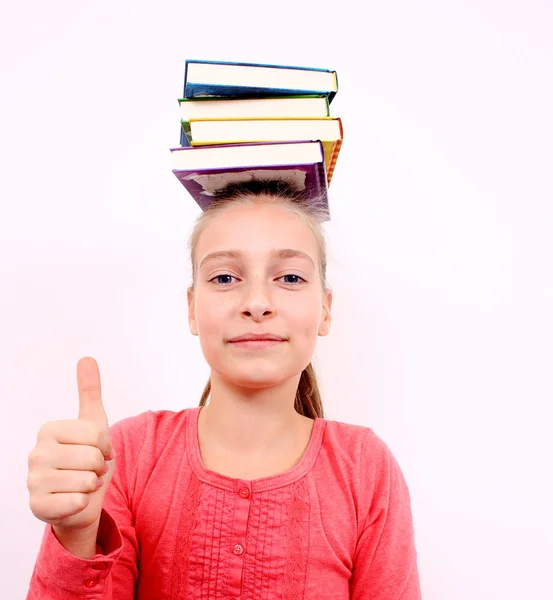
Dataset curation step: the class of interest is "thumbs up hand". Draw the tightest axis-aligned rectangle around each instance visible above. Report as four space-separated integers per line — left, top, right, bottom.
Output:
27 358 117 533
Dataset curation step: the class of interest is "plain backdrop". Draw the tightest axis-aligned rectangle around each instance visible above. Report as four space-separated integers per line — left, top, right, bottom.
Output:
1 1 552 598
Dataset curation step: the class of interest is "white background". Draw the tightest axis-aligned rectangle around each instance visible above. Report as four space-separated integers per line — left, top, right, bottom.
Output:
1 1 552 598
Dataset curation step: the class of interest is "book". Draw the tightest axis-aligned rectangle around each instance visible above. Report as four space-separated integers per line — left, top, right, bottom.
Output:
170 141 329 217
180 117 343 184
178 95 330 121
183 60 338 103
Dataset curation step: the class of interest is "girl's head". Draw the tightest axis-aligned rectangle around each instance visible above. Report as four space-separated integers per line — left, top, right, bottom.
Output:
187 180 332 419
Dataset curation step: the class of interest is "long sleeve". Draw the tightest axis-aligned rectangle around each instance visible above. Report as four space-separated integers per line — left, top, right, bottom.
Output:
350 431 421 599
26 414 146 599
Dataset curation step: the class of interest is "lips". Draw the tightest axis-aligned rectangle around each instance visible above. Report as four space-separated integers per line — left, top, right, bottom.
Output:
228 333 287 343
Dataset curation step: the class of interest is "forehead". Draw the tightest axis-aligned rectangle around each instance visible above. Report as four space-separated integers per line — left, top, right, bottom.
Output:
196 202 318 260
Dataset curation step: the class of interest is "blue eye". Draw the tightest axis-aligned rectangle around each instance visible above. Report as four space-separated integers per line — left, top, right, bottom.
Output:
280 274 305 285
210 274 236 285
208 274 306 286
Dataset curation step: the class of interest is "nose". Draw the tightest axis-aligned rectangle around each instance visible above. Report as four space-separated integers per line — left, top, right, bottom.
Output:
240 279 274 320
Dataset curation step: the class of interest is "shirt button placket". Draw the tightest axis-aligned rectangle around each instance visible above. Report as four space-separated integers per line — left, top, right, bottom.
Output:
227 481 252 598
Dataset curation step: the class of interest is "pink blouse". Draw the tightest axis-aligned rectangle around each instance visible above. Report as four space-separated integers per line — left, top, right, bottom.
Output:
27 406 421 599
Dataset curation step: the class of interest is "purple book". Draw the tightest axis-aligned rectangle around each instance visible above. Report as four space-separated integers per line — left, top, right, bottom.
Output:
170 140 330 219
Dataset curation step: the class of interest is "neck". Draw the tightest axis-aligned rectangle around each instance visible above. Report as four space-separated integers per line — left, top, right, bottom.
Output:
198 371 308 455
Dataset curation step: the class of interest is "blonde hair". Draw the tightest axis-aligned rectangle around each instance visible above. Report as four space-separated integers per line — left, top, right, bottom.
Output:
187 179 330 419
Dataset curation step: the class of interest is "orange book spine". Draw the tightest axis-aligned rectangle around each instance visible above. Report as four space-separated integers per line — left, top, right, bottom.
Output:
326 138 342 184
325 118 343 184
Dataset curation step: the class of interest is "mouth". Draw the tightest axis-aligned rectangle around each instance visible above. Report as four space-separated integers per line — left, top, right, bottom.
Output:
227 333 287 349
228 333 287 342
228 339 286 349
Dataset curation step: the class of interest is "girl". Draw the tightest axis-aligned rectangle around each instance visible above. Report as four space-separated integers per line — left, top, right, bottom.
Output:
26 180 422 599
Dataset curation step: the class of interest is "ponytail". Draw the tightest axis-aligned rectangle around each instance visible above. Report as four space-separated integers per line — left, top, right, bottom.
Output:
294 363 324 419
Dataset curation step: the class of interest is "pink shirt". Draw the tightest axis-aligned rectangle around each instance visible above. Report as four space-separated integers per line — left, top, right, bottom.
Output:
27 406 421 599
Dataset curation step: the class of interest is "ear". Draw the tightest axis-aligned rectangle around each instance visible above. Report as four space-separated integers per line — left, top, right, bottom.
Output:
187 286 199 336
318 288 332 337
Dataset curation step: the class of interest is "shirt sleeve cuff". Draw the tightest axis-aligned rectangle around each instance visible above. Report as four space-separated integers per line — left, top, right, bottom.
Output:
34 508 123 596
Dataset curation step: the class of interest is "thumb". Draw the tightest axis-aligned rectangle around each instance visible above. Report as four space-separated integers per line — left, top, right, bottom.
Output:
77 357 112 455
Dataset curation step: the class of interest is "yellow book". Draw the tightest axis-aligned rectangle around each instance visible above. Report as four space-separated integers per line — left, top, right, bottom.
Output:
181 117 343 184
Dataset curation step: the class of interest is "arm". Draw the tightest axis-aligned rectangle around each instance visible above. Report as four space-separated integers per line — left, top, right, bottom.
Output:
26 416 144 599
350 431 421 599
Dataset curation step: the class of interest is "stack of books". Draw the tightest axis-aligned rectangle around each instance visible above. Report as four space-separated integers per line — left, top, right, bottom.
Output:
169 59 343 219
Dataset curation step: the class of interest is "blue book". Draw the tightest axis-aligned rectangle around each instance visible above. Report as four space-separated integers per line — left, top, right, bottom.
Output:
183 59 339 103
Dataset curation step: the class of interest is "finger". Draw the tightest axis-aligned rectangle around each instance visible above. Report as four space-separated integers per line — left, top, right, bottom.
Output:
42 469 104 495
32 493 92 522
37 420 114 461
76 358 112 456
52 443 108 477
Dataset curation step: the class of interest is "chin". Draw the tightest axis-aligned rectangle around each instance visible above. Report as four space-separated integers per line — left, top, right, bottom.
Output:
225 372 286 389
217 364 299 389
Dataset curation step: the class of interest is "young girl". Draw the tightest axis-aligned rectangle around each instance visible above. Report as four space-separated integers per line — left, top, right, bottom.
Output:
26 180 422 599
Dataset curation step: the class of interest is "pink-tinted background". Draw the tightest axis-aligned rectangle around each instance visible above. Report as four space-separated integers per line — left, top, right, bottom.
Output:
1 1 552 598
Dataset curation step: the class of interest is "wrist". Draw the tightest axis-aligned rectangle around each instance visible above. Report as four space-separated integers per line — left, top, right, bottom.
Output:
52 519 101 559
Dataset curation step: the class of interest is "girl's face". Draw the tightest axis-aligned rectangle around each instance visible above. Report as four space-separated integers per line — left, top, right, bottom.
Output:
188 200 332 389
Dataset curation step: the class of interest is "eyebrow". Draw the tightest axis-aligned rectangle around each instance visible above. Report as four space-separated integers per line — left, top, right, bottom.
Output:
199 249 315 270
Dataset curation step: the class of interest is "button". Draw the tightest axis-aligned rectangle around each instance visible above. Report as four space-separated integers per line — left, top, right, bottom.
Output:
239 487 250 498
84 578 99 588
233 544 244 555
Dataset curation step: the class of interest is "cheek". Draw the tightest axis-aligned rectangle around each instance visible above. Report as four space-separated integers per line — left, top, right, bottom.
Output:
286 295 322 336
195 294 233 335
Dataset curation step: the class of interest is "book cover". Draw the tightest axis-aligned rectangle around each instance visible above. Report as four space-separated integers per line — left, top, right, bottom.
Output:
183 59 338 103
180 125 190 148
170 141 329 218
